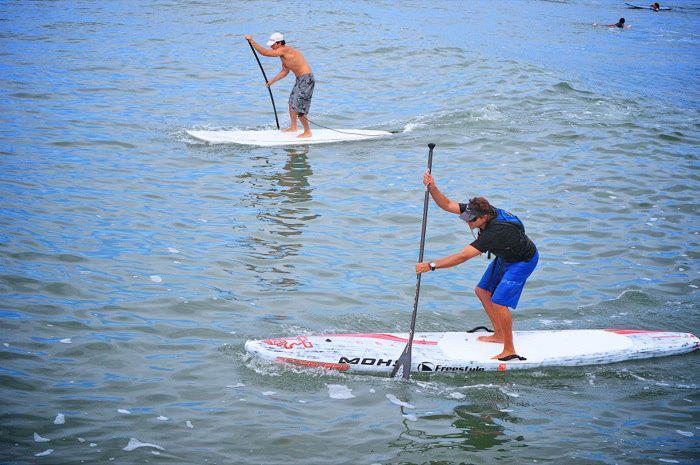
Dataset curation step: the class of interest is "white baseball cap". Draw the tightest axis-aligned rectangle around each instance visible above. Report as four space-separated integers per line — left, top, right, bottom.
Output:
266 32 284 46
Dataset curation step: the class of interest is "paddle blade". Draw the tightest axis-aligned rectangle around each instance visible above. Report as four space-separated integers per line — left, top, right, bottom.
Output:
390 344 411 380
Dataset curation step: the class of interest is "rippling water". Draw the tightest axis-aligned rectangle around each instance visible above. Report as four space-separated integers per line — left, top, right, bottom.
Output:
1 1 699 463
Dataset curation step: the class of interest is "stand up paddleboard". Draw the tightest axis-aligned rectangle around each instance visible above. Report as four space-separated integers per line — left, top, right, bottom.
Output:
625 3 672 10
187 128 392 147
245 329 699 373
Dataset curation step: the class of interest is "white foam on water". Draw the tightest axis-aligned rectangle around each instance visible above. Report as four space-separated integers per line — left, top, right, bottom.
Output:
327 384 355 399
34 449 54 457
186 420 193 429
33 433 50 442
226 383 245 388
403 413 418 421
53 413 65 425
59 338 71 344
449 392 466 399
77 438 85 443
562 261 581 265
403 122 422 133
123 438 165 452
461 384 520 398
386 394 414 409
500 409 514 412
369 388 376 393
675 430 693 437
167 247 180 253
89 443 97 447
658 459 679 464
149 275 162 283
117 409 131 414
157 416 168 421
262 391 276 396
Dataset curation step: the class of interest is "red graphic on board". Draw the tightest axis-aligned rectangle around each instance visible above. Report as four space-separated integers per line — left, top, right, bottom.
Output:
277 357 350 371
325 333 438 345
263 336 313 350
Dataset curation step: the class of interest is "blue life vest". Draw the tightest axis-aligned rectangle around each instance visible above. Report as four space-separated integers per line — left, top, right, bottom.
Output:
485 208 526 261
492 208 525 233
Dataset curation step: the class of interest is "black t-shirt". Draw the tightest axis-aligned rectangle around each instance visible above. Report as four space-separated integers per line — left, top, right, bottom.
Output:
460 204 536 262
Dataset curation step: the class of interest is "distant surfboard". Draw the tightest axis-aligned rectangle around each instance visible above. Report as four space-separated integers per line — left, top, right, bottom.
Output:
625 3 672 10
245 329 699 374
186 128 392 147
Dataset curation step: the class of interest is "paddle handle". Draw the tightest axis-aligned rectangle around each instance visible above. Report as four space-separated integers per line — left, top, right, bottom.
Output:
417 143 435 263
247 40 280 130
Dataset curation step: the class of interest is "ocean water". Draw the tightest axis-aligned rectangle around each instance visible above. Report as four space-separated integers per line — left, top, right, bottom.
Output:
1 0 699 463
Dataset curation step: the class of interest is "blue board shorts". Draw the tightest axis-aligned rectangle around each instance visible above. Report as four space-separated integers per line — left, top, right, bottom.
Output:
477 249 539 309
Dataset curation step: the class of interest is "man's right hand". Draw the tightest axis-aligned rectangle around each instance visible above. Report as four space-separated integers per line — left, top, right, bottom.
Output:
245 35 252 42
423 170 435 188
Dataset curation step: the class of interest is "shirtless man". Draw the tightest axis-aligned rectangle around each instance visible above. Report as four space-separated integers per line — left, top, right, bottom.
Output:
245 33 315 138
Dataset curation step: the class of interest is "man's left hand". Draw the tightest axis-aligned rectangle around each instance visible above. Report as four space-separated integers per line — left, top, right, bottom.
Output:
245 35 252 42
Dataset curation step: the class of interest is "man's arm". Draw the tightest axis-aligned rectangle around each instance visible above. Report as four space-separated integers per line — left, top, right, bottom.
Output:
245 36 284 57
423 171 461 214
266 66 289 87
416 245 481 274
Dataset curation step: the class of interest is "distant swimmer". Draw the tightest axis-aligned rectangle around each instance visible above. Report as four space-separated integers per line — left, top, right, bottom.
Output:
651 2 661 11
245 32 315 138
613 17 628 28
594 17 630 28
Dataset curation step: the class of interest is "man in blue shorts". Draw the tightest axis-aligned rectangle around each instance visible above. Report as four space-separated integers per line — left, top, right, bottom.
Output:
415 171 539 361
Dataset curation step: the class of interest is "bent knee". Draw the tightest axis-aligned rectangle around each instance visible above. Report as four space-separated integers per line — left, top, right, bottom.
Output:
475 286 490 297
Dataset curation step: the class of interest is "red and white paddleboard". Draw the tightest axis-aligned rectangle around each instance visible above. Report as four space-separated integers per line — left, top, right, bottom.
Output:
244 329 699 374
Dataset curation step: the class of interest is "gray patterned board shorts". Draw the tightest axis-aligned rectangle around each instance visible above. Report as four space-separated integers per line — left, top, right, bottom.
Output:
289 73 315 116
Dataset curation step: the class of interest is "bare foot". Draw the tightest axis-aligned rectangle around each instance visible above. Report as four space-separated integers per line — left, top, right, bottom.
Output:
478 335 503 343
282 127 298 133
297 131 312 138
491 351 515 360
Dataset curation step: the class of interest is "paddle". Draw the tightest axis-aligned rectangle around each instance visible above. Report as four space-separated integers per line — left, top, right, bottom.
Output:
390 142 435 380
247 40 280 130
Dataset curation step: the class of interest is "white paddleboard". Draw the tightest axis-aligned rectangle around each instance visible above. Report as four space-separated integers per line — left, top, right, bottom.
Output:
187 128 392 147
245 329 699 373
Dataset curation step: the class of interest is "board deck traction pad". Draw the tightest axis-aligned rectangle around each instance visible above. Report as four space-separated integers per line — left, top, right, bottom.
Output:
244 329 699 373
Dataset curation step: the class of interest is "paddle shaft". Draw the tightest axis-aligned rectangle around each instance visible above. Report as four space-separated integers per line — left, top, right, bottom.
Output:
247 41 280 130
391 143 435 380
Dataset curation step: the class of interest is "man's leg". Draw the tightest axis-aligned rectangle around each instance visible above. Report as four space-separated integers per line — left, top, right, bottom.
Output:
297 114 312 138
490 304 516 360
282 103 298 132
475 286 503 343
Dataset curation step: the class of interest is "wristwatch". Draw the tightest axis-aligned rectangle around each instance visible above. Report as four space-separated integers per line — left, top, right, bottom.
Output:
429 262 437 271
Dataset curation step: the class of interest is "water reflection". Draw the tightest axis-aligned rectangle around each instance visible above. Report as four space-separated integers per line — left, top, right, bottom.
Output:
389 402 514 457
237 147 317 291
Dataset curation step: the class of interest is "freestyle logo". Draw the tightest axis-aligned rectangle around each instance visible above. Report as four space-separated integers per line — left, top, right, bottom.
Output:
337 357 485 372
417 362 485 372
